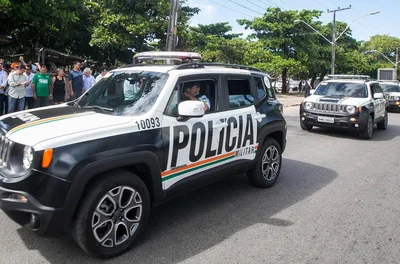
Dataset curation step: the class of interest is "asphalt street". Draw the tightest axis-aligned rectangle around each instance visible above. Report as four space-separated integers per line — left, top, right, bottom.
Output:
1 106 400 264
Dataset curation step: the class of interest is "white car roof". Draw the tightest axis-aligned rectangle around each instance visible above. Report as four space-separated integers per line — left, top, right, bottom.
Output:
112 64 262 76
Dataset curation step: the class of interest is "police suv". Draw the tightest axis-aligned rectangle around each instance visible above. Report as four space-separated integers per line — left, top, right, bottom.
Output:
0 52 287 258
379 80 400 112
300 75 388 139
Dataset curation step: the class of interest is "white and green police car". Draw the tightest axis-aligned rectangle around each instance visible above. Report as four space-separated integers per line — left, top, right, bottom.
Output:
300 74 388 139
379 80 400 112
0 52 287 258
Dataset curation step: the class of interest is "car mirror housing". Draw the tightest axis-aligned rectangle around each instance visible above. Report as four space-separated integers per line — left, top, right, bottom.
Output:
177 100 205 119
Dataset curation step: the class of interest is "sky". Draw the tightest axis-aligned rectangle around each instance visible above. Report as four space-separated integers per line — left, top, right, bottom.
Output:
186 0 400 42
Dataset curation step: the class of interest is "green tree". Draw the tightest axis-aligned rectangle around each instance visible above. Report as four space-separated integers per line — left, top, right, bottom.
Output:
238 7 322 93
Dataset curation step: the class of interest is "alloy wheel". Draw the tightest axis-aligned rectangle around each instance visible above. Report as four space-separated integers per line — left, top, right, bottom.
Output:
261 145 280 181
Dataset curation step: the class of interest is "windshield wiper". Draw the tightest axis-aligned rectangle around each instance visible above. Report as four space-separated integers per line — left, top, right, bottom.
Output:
83 105 114 112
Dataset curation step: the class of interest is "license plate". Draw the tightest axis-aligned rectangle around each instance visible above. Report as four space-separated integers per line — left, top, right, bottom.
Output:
317 116 334 123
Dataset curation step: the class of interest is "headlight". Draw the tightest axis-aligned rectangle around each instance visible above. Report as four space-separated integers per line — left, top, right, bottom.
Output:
394 96 399 100
304 102 313 110
346 105 356 114
23 146 34 169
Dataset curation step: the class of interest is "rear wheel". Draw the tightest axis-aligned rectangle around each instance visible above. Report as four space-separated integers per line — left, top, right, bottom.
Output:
300 122 313 131
377 111 388 130
247 138 282 188
72 170 150 258
359 115 373 139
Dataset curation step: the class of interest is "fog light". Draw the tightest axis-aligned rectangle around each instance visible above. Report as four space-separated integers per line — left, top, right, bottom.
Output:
301 117 305 121
29 213 40 229
8 194 28 203
350 118 357 122
354 124 359 128
396 101 400 105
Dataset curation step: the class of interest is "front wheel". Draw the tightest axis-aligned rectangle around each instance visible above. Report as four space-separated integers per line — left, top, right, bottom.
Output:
300 122 313 131
377 111 388 130
72 170 150 258
247 138 282 188
359 115 373 139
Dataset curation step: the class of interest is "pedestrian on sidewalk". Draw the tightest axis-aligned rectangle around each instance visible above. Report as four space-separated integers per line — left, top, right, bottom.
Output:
82 67 95 92
68 61 83 99
304 81 311 98
0 62 8 115
52 68 69 104
24 65 36 109
7 65 28 113
32 65 53 108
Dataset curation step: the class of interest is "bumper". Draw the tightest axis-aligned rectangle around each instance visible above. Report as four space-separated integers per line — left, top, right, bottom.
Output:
300 111 367 130
0 170 72 236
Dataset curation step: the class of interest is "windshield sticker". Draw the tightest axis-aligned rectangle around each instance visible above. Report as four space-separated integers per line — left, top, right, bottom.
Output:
263 76 271 88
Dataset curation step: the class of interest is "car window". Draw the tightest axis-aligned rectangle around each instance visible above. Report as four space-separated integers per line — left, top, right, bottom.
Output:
227 78 254 108
77 70 168 116
381 84 400 92
164 78 217 117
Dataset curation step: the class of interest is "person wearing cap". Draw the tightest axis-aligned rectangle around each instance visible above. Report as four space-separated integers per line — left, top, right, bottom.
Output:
7 65 28 113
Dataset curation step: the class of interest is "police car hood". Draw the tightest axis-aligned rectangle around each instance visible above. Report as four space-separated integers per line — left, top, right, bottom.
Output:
306 95 368 106
0 105 131 146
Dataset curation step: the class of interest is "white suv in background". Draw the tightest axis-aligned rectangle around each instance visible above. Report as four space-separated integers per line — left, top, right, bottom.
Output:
300 75 388 139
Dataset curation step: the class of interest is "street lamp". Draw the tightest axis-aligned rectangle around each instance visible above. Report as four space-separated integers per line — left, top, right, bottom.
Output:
294 10 380 74
368 49 400 80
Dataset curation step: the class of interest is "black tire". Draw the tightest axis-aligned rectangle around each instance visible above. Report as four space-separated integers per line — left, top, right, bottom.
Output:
247 138 282 188
359 115 373 139
300 122 313 131
72 169 150 259
377 111 388 130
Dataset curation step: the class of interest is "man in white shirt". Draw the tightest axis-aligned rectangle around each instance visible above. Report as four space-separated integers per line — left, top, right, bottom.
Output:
24 65 36 109
82 68 95 92
95 67 107 83
0 62 8 115
182 83 211 111
7 65 28 113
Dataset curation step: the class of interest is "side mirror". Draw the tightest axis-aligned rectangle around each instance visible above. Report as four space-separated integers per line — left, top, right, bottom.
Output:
373 93 384 99
310 89 315 95
177 100 205 119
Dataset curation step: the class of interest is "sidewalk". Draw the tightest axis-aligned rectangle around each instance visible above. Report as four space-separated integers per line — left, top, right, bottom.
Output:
276 92 305 107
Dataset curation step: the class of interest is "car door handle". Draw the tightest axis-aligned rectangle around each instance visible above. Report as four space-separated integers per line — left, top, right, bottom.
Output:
213 123 228 129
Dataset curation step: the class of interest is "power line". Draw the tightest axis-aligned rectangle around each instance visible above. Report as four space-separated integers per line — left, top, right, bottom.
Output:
244 0 268 12
255 0 272 8
226 0 265 15
312 0 329 10
207 0 254 18
278 0 303 10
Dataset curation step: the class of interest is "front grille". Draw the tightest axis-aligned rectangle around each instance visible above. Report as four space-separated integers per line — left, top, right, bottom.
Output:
386 95 398 101
0 135 13 167
309 103 347 114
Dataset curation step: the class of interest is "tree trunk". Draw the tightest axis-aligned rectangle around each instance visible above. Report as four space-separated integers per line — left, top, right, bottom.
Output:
281 68 288 94
310 76 317 89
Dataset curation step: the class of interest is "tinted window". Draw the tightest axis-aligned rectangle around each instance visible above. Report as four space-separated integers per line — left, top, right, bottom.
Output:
314 82 368 98
227 78 254 108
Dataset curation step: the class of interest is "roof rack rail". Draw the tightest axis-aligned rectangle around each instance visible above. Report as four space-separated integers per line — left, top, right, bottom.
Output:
171 62 262 72
327 74 371 80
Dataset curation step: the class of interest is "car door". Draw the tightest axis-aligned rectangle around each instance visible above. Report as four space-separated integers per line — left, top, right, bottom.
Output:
161 75 228 190
217 74 258 165
371 83 385 119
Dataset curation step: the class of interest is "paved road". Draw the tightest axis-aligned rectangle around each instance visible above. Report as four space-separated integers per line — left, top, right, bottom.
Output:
1 107 400 264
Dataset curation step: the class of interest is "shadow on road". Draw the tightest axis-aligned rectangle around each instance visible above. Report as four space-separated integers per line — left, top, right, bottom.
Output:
17 159 338 264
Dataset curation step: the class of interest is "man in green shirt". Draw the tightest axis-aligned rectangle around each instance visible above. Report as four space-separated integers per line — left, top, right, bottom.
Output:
32 65 53 107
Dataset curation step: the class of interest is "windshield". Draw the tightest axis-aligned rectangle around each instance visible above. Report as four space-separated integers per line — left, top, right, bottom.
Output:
77 70 168 116
381 84 400 93
314 82 368 98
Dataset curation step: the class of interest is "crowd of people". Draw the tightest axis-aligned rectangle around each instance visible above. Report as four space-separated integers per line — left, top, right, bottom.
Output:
0 58 108 116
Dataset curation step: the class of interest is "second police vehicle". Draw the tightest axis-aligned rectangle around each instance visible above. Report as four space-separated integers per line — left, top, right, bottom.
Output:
300 75 388 139
0 52 287 258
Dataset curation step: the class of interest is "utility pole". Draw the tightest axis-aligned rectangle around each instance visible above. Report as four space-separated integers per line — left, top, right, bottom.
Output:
395 47 399 80
166 0 179 52
328 5 351 75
